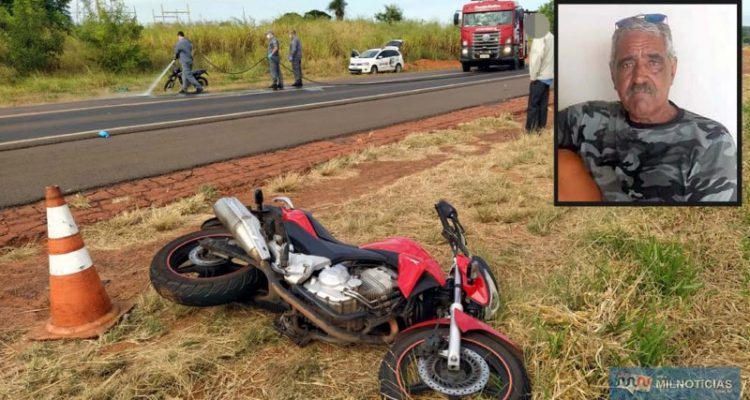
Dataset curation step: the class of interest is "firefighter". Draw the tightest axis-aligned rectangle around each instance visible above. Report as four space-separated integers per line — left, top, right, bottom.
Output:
266 31 284 90
288 30 303 87
174 31 204 94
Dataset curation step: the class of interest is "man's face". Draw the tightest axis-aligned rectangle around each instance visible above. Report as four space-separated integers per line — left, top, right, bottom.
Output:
610 30 677 122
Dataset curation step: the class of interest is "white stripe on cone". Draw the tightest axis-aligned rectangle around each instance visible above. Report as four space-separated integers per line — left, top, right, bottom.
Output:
49 247 93 276
47 204 79 239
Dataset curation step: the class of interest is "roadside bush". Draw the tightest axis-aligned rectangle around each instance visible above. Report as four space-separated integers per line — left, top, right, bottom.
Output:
0 64 18 84
77 2 149 72
0 0 67 74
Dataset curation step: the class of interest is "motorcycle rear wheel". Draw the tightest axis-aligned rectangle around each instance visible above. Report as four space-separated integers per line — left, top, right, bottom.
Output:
379 326 531 400
198 77 208 87
150 229 264 306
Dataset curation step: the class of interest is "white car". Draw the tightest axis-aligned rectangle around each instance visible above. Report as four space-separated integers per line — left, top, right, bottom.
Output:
349 46 404 74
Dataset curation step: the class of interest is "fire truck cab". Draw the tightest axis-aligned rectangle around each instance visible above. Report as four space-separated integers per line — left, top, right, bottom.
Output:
454 1 528 72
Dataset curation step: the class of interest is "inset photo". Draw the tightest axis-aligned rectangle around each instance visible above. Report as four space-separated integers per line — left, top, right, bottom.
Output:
556 2 740 205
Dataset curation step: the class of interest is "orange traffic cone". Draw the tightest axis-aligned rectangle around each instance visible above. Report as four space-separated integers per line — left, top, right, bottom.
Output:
29 186 132 340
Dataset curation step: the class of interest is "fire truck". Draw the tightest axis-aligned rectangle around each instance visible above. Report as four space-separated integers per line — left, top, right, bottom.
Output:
454 0 529 72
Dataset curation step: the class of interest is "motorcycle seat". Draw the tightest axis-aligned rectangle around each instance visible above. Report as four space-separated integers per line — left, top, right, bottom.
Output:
285 216 390 265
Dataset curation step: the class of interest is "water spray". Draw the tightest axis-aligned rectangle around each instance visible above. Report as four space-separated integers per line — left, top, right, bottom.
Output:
143 60 176 96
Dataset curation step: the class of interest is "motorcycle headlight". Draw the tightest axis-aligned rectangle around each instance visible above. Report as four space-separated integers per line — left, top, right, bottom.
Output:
462 40 468 46
462 48 469 56
505 37 512 44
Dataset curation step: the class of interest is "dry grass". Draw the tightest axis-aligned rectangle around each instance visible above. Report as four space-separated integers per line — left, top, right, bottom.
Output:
1 110 749 399
285 114 521 192
265 172 306 194
0 242 39 264
81 193 212 251
68 193 92 210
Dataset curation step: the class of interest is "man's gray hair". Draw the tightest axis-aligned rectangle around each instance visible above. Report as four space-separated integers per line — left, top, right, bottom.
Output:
610 17 676 68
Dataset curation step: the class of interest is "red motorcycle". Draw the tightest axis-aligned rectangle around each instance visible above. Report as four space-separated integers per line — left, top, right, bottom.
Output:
150 189 530 399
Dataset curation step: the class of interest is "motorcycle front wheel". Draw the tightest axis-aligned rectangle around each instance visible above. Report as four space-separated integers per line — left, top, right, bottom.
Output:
197 77 208 87
150 229 265 306
379 326 531 400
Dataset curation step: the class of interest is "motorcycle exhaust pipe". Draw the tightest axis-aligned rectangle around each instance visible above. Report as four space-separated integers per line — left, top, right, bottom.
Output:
213 197 271 264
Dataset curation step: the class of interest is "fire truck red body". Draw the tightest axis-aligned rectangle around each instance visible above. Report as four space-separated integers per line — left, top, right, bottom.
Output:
454 0 528 72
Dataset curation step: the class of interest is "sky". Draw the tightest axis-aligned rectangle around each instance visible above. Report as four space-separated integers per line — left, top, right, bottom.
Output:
71 0 549 25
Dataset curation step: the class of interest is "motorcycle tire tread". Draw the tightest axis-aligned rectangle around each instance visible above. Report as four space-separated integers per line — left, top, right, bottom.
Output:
149 228 264 307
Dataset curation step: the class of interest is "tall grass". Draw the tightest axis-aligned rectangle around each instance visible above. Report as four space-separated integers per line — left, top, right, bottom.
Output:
116 19 457 72
0 19 458 105
139 19 458 85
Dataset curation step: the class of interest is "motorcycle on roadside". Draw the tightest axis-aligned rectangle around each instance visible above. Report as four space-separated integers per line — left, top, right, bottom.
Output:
163 66 208 92
149 189 531 399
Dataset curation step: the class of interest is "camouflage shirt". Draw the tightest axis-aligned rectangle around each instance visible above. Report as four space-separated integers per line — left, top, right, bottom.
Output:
558 101 737 202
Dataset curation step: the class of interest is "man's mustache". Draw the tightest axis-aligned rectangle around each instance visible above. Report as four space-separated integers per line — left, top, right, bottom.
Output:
628 83 655 96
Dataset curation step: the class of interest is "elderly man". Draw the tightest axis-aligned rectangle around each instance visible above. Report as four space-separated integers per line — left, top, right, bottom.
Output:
557 14 737 202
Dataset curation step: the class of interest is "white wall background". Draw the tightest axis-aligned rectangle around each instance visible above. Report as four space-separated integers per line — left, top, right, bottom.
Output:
558 4 738 142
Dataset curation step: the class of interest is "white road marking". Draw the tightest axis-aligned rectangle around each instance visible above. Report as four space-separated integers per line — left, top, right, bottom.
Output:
1 73 527 149
0 71 472 120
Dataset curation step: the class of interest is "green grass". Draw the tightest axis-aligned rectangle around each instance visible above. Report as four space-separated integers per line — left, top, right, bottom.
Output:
590 231 702 299
626 309 675 366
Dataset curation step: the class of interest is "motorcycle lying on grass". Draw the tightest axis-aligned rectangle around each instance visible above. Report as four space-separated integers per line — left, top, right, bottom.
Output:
150 189 531 399
163 67 208 91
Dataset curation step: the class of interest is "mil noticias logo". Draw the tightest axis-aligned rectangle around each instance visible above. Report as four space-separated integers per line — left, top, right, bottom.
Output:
609 367 740 400
612 372 653 394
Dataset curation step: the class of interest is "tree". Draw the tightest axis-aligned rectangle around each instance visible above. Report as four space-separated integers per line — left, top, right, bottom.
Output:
538 0 554 32
275 12 302 23
375 4 403 24
77 1 147 72
327 0 347 21
0 0 71 30
304 9 331 20
0 0 67 73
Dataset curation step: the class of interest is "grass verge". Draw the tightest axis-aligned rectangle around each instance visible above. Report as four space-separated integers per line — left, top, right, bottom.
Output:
1 109 748 399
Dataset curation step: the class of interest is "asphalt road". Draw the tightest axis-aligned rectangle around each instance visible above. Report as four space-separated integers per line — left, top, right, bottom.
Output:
0 68 530 207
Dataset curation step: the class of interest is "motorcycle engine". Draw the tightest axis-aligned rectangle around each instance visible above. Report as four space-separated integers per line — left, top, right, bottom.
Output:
302 264 398 331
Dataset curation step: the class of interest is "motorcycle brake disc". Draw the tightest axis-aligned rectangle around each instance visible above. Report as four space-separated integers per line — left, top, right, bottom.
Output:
416 347 491 396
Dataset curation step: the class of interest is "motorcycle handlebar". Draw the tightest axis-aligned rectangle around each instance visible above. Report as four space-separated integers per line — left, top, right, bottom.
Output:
434 200 469 256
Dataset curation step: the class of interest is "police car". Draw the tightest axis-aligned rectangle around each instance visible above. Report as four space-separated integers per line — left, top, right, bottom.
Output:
349 41 404 74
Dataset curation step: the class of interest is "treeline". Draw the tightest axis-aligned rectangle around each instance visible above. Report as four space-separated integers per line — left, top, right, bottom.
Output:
0 0 147 76
0 0 457 81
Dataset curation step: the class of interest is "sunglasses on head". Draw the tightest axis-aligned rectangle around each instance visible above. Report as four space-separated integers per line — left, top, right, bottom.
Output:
615 13 668 29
